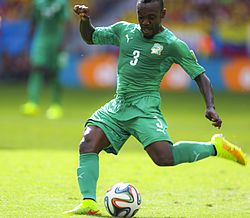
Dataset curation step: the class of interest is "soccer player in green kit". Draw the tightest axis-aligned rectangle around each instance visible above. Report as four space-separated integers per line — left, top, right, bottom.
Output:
20 0 69 119
64 0 247 215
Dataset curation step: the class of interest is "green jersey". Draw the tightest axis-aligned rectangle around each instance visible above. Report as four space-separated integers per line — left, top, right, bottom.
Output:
32 0 69 44
93 21 205 97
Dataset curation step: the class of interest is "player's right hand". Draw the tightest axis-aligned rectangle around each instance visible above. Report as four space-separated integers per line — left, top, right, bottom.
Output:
205 107 222 129
73 5 90 19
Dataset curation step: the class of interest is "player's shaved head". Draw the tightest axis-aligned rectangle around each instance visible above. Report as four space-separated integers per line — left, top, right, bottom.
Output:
137 0 164 10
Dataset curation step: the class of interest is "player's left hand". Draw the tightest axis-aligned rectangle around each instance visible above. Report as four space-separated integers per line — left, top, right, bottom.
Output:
205 107 222 129
73 4 90 20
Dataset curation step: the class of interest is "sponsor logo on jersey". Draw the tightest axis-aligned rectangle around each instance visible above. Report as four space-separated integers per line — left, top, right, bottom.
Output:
151 43 163 55
125 34 133 43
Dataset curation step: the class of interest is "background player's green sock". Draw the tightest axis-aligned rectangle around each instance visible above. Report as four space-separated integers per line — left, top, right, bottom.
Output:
77 153 99 201
27 72 43 104
171 141 215 165
50 72 61 105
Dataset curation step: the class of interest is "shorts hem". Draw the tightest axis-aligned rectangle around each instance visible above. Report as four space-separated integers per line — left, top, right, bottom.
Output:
144 138 173 150
86 119 119 155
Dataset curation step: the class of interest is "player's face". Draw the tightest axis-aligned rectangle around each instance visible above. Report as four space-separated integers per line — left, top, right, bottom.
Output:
137 1 166 39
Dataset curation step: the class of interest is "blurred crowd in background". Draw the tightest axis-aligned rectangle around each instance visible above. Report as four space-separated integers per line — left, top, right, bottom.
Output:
0 0 250 81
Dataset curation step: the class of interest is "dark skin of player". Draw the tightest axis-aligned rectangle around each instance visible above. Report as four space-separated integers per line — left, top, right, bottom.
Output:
73 1 222 166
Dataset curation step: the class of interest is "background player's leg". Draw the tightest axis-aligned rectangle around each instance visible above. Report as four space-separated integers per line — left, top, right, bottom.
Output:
20 67 44 116
46 69 63 119
50 70 61 105
27 69 43 104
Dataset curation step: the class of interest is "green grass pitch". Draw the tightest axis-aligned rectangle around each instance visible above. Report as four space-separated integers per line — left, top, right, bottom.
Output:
0 83 250 217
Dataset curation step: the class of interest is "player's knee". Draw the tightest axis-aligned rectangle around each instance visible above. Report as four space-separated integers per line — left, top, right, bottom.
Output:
79 133 96 154
146 141 174 166
79 126 110 154
153 157 173 166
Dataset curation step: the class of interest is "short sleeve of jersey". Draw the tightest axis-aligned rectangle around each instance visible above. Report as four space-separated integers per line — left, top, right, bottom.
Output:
170 39 205 79
92 21 129 46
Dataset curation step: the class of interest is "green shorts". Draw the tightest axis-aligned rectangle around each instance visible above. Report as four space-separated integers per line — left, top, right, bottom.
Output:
30 38 60 69
86 94 172 155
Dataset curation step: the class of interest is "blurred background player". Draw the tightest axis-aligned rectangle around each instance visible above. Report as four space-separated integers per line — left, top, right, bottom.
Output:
64 0 247 215
20 0 70 119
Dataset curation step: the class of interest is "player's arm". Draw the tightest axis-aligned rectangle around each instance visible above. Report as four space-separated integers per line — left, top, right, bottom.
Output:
170 39 222 129
195 73 222 129
73 5 95 44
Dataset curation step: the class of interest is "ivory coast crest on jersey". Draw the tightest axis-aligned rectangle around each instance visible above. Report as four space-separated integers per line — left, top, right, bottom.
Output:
151 43 163 55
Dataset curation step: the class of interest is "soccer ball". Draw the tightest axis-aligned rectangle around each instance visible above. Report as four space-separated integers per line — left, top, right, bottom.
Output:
104 182 141 217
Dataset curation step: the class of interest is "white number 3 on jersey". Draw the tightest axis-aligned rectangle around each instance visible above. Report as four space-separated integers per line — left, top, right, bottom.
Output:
130 50 140 66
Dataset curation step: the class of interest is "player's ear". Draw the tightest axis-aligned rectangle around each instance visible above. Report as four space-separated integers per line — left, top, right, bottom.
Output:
161 8 166 18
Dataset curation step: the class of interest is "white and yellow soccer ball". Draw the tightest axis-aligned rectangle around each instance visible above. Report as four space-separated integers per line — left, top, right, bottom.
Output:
104 182 141 217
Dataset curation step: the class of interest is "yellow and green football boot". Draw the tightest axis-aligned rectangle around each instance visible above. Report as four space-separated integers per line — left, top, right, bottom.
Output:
20 102 40 117
211 134 247 166
63 199 101 216
46 104 63 120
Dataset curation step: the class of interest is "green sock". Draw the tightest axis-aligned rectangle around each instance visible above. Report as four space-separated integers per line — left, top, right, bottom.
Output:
77 153 99 201
27 72 43 104
50 72 61 105
171 141 215 165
